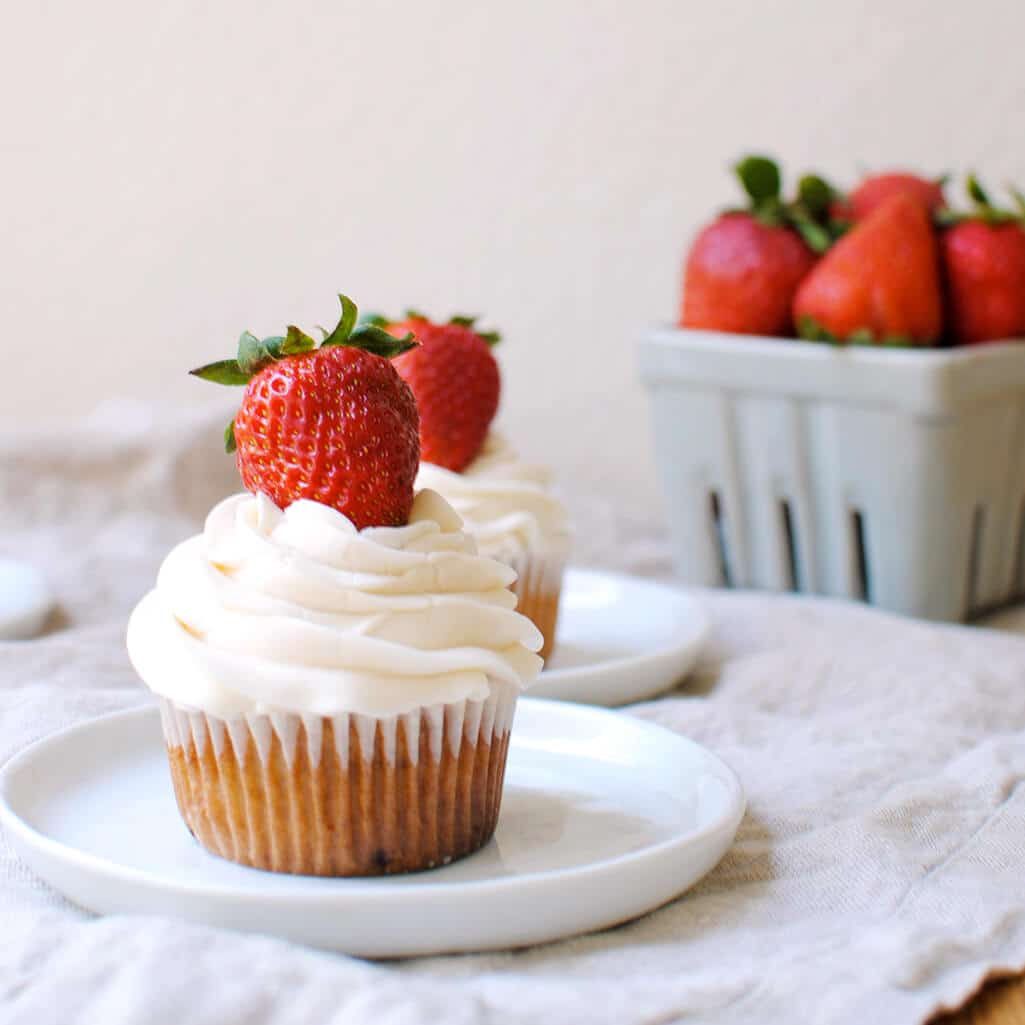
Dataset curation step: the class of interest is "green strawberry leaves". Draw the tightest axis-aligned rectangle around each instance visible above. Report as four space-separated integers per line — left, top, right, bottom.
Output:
238 331 283 373
366 309 502 346
191 293 419 452
329 325 417 358
731 155 838 253
282 326 317 356
735 156 781 205
797 316 915 349
797 175 833 218
940 175 1025 227
319 295 358 347
448 314 501 346
190 359 251 386
317 297 415 356
966 174 991 208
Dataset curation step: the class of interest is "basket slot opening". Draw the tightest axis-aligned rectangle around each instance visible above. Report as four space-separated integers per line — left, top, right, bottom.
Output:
964 505 985 617
709 491 734 588
1014 498 1025 599
779 499 801 592
850 510 871 603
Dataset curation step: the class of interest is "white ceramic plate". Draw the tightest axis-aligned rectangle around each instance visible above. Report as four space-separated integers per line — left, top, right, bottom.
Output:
0 701 744 958
535 569 707 706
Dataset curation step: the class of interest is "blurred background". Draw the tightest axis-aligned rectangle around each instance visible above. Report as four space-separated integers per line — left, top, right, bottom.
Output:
4 0 1024 516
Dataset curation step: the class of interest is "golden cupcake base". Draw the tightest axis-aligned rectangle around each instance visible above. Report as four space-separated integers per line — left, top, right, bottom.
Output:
159 695 515 877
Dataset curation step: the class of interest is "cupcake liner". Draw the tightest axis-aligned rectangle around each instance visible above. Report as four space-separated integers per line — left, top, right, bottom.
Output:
158 687 517 877
505 550 566 661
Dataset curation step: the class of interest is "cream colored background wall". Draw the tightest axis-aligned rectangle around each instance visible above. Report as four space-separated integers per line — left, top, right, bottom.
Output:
4 0 1024 514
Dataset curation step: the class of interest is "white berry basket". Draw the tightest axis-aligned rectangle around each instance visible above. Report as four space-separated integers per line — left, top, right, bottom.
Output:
639 327 1025 622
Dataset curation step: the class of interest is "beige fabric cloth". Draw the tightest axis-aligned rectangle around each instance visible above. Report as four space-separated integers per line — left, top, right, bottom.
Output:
3 403 1025 1025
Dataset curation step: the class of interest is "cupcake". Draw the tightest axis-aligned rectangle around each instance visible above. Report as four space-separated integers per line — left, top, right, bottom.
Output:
416 433 570 660
384 312 571 659
126 296 543 876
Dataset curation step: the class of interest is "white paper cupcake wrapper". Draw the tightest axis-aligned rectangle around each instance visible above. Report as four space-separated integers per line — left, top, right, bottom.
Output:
503 550 567 659
158 687 519 876
158 685 518 769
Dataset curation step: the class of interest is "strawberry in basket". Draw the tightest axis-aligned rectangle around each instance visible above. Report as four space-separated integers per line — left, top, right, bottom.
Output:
793 193 943 346
939 176 1025 345
680 156 835 337
832 171 947 225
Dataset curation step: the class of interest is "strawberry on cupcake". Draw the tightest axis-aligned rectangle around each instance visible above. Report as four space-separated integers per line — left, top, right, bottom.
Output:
126 294 543 877
373 310 571 661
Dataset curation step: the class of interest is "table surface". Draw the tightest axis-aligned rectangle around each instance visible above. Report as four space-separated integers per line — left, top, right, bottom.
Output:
7 406 1025 1025
945 601 1025 1023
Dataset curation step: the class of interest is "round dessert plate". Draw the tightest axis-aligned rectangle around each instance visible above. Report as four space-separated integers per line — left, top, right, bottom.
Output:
535 568 707 705
0 559 54 640
0 701 744 958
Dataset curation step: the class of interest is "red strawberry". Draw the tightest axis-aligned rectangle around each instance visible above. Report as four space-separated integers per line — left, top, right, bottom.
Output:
940 176 1025 345
793 193 943 346
682 214 817 336
191 295 420 529
383 312 501 472
681 156 829 336
836 172 947 224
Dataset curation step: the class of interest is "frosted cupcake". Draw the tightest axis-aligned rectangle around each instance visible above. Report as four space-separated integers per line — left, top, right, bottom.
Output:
127 295 543 875
417 433 570 659
383 312 571 659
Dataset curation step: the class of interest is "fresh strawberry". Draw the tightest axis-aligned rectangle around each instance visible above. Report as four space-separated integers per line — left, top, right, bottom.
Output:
681 156 832 336
834 171 947 224
191 295 420 529
682 215 817 336
940 176 1025 345
380 312 501 472
793 193 943 346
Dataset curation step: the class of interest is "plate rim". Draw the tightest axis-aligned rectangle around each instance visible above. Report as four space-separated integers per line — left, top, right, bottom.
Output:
0 700 745 904
539 567 709 685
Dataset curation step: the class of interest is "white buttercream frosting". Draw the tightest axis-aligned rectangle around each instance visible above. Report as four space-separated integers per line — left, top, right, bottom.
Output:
415 432 571 560
126 489 543 719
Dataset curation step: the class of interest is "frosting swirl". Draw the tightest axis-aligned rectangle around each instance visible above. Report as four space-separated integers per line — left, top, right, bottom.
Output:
415 432 570 560
126 489 543 718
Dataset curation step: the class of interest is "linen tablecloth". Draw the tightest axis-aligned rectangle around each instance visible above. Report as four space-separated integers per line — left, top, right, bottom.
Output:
3 403 1025 1025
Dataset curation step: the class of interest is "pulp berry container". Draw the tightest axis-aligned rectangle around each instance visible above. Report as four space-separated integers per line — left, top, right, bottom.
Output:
639 327 1025 622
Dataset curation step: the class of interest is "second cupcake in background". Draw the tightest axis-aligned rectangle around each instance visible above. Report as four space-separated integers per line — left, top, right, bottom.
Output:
382 311 571 661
